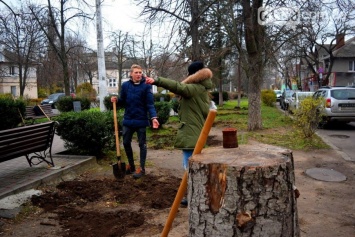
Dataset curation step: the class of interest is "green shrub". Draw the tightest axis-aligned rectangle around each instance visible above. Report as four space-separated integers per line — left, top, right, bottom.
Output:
293 97 324 138
38 88 48 98
154 101 171 126
57 97 91 112
55 110 115 157
170 97 179 113
261 89 276 107
0 96 26 130
210 91 228 104
153 93 171 102
76 82 97 100
104 95 116 110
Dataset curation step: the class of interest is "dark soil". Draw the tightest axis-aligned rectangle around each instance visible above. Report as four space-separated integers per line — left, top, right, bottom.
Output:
1 127 355 237
0 134 223 237
30 174 181 237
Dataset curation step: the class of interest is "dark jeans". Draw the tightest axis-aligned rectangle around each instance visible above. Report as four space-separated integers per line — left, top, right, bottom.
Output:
122 126 147 171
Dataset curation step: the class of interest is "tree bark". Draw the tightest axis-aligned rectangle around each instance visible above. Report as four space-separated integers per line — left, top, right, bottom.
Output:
188 144 299 237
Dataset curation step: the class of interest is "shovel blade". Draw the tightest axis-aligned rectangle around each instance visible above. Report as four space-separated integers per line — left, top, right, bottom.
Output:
113 162 126 179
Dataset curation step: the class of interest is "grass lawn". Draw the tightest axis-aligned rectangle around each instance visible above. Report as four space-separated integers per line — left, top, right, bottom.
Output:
147 98 329 151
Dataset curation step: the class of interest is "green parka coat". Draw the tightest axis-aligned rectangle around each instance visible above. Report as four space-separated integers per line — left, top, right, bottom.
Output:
154 68 213 149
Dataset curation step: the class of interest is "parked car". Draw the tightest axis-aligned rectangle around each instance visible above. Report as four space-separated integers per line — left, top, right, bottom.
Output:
41 93 65 108
288 91 314 112
274 90 282 102
313 86 355 124
280 90 298 110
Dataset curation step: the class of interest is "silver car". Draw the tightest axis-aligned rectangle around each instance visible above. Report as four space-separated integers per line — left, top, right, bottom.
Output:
288 91 314 112
313 86 355 124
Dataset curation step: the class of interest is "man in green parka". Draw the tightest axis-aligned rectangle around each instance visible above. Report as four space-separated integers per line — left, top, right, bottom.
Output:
145 61 213 171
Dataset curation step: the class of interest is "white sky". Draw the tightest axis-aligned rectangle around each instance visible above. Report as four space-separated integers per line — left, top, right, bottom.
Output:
0 0 147 49
86 0 146 49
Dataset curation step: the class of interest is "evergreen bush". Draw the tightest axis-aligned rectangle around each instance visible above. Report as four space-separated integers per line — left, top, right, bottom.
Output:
154 93 171 102
104 95 115 110
55 110 115 157
154 101 171 126
57 97 91 112
170 97 179 113
210 91 228 104
0 95 26 130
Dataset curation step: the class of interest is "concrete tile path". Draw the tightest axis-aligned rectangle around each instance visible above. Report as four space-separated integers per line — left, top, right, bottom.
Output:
0 134 96 199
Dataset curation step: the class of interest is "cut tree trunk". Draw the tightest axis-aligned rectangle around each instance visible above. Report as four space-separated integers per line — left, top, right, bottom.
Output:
188 143 299 237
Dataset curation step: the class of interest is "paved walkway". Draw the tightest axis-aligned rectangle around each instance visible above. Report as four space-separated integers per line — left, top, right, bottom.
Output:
0 135 96 199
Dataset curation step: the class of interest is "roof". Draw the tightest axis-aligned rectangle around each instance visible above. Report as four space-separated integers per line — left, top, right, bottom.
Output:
332 36 355 58
0 49 38 65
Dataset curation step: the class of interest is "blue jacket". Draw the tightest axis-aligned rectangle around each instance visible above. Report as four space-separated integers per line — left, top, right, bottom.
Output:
118 77 157 128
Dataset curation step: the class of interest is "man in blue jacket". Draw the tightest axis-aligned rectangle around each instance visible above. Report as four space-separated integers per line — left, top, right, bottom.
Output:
111 64 159 179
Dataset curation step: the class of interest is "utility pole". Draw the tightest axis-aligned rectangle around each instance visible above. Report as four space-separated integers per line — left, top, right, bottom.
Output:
96 0 107 111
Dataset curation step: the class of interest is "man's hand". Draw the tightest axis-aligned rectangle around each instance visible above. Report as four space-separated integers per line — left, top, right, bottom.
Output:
145 77 155 85
152 118 159 129
111 96 117 103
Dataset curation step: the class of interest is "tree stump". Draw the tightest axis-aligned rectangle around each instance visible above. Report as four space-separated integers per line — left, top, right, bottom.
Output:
188 143 299 237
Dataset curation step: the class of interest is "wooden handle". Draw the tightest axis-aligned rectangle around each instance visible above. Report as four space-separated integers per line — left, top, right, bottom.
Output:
38 105 51 121
113 102 120 157
161 109 217 237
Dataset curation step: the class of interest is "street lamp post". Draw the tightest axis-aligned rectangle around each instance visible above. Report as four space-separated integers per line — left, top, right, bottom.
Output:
96 0 108 112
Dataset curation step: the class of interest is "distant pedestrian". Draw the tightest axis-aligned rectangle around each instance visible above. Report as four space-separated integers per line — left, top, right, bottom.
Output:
111 64 159 179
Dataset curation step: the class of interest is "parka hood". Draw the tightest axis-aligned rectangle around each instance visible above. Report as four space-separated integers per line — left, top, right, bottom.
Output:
181 68 213 89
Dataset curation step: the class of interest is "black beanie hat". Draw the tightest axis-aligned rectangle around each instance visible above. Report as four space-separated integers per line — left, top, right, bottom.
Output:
188 61 204 75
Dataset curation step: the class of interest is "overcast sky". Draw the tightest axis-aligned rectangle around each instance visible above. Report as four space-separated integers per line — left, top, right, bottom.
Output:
86 0 146 48
0 0 147 49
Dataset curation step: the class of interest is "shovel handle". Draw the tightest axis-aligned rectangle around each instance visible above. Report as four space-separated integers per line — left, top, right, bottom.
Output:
161 109 217 237
113 101 120 157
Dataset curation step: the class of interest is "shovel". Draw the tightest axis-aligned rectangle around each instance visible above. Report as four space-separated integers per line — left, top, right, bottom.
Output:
112 100 126 179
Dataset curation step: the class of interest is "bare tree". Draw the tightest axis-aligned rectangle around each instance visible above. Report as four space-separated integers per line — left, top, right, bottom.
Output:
107 30 132 91
298 0 355 87
137 0 216 61
29 0 91 96
0 5 44 97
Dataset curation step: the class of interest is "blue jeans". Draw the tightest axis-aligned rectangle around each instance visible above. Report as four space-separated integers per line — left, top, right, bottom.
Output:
182 150 193 170
122 126 147 170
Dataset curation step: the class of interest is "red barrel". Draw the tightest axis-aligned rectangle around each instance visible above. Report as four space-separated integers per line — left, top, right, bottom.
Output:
222 128 238 148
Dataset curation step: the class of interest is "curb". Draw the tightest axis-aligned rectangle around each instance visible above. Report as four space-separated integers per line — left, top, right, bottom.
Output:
315 131 354 162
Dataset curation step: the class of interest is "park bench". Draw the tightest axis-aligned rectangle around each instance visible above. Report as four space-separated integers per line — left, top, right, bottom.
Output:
25 104 56 122
0 121 57 167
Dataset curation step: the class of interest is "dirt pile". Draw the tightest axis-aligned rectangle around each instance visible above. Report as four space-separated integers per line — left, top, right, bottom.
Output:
29 174 181 237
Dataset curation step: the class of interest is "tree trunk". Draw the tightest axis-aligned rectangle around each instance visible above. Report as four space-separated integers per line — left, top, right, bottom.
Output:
188 144 299 237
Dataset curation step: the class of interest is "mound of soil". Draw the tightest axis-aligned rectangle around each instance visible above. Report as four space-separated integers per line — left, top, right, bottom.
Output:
30 174 181 237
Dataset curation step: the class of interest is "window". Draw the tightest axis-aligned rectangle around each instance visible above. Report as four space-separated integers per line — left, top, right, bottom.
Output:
11 86 16 96
349 61 355 71
109 78 117 87
9 66 15 75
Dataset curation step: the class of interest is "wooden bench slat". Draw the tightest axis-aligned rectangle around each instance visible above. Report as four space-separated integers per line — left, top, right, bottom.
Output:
0 136 50 154
0 128 51 142
0 121 56 167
